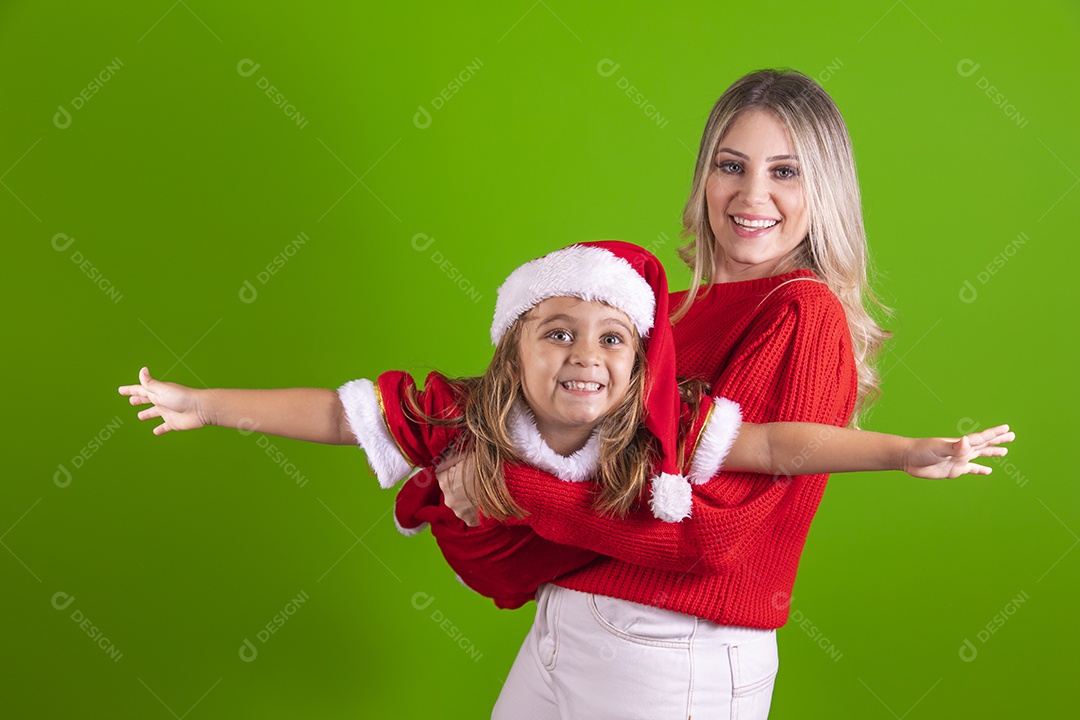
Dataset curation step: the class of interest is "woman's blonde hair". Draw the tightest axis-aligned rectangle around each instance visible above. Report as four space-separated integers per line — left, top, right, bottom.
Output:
411 305 704 520
676 68 891 425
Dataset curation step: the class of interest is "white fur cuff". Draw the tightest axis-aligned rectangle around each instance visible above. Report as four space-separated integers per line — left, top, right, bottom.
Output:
338 378 414 489
688 397 742 485
393 511 429 537
649 472 692 522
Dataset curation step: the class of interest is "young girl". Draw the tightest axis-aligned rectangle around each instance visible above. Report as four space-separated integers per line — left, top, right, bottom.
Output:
118 241 1012 612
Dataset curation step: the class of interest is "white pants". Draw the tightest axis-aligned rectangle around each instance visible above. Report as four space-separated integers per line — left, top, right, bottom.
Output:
493 584 778 720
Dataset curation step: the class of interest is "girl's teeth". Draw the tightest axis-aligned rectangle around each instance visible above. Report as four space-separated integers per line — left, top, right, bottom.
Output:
563 381 601 391
733 216 779 229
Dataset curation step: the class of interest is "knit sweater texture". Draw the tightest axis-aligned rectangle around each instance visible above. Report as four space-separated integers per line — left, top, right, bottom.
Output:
500 268 858 628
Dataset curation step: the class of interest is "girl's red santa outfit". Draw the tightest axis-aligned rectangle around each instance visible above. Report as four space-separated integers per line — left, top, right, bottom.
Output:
336 241 742 608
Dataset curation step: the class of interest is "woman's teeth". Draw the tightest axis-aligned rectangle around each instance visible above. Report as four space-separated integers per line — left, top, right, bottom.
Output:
562 381 601 391
733 216 779 229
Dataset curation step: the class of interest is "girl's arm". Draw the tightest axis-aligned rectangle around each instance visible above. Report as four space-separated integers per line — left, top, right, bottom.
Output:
725 422 1015 479
118 366 354 445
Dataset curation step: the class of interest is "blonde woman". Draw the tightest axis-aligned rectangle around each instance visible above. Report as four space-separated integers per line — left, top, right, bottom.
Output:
439 70 900 719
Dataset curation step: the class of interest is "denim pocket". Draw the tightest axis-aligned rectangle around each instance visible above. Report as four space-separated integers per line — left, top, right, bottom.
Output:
729 632 779 714
534 584 560 670
587 593 696 647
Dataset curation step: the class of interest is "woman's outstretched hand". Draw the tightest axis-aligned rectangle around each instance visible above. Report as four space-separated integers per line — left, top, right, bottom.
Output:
902 424 1015 479
118 367 209 435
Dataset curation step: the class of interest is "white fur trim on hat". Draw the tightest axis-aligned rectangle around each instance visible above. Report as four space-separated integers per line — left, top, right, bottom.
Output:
508 402 599 482
649 472 692 522
491 244 656 344
338 378 414 489
687 397 743 485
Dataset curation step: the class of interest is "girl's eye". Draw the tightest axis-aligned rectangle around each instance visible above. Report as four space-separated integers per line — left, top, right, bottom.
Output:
774 165 799 179
715 160 742 174
547 330 572 342
601 333 624 346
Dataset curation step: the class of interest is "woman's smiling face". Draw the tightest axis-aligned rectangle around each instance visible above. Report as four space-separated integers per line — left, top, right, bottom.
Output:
706 108 809 282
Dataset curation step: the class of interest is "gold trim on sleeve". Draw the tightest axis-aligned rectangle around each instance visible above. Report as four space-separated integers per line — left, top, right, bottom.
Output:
374 382 413 464
685 400 716 469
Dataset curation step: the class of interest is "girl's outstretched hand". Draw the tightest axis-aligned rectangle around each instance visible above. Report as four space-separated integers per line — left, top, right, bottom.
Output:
117 367 209 435
901 424 1015 479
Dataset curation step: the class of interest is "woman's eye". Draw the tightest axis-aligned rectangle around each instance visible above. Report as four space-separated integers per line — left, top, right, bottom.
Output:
714 160 741 174
774 165 799 179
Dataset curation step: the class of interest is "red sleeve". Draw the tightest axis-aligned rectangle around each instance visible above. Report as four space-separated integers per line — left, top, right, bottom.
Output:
499 284 857 574
376 371 462 467
710 282 854 427
338 371 463 488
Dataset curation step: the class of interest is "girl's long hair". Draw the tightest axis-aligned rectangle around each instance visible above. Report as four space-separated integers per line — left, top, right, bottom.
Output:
410 311 704 520
676 69 891 425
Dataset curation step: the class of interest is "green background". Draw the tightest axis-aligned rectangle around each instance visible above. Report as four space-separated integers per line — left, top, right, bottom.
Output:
3 1 1076 717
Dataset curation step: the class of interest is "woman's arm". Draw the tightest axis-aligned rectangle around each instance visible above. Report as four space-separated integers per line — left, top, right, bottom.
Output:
119 366 354 445
726 422 1015 479
484 423 1014 576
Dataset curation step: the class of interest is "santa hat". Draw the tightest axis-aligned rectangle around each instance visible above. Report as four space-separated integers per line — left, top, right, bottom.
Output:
491 241 692 522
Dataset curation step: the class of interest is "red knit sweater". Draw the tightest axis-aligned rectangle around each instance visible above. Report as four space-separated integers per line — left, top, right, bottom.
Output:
500 269 858 629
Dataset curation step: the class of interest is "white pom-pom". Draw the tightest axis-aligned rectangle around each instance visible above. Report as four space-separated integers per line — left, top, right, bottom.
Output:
649 473 691 522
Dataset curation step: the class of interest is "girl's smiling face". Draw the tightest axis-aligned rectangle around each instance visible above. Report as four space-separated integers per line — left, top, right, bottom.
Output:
706 108 809 282
517 296 637 455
